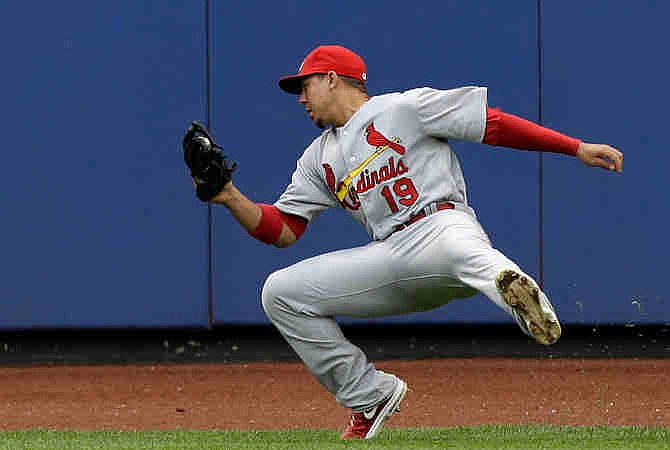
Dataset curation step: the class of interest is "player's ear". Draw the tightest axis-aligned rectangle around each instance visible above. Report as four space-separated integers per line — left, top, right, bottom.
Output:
327 71 338 89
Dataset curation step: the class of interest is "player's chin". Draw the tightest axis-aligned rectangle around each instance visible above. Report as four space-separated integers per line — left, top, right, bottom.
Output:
307 111 327 129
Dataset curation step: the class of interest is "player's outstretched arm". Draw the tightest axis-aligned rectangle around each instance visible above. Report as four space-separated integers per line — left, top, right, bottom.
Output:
483 108 623 174
211 183 302 248
576 142 623 173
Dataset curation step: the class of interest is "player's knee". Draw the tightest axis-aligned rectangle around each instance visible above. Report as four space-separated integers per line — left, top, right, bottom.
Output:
261 270 293 320
261 272 280 319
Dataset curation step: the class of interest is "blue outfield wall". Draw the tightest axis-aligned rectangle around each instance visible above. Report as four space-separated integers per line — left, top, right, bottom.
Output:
0 2 210 329
0 1 666 329
541 1 670 325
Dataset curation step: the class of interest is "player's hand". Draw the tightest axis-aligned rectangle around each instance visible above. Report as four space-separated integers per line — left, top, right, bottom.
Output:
576 142 623 173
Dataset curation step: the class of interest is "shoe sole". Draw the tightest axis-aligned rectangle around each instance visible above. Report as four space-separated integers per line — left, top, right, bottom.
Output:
365 379 408 439
496 270 562 345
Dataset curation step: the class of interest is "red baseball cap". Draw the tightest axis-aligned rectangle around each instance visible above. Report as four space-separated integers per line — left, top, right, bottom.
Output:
278 45 367 95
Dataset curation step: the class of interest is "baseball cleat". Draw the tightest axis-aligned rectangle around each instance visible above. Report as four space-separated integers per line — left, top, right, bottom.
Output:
340 379 408 440
496 270 562 345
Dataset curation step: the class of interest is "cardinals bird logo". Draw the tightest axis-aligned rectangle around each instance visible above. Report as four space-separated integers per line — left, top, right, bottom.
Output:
365 123 405 155
334 122 407 201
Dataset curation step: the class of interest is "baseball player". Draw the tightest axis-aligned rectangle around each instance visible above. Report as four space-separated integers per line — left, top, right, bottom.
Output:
182 45 623 439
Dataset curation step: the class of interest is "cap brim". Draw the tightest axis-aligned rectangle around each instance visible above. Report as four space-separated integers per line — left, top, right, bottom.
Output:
278 75 305 95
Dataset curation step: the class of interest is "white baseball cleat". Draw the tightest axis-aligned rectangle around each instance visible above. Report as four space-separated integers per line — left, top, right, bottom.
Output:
496 270 562 345
340 378 408 440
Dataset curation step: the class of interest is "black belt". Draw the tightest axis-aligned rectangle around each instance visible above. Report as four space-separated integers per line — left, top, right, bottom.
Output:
391 201 455 235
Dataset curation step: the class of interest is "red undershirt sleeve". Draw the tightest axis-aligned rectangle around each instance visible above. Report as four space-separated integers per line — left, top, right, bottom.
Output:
278 210 307 240
483 107 581 156
248 204 307 245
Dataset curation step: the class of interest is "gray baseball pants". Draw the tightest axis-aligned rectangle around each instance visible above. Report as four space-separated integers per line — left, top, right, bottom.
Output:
261 209 525 411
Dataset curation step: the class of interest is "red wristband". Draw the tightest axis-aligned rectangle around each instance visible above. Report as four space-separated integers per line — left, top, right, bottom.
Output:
483 107 580 156
249 204 283 245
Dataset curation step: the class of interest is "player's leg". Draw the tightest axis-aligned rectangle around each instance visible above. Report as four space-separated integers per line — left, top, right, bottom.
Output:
262 241 428 439
389 208 561 345
261 241 408 411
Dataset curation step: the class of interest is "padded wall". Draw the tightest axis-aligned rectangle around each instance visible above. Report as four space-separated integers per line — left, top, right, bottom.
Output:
542 1 670 324
0 2 210 329
2 1 664 329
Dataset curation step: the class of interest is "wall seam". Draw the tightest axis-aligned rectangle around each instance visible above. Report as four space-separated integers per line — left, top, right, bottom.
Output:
205 0 214 328
537 0 545 288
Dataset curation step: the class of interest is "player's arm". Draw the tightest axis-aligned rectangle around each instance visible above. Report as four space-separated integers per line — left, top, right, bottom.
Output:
483 107 623 173
210 183 307 248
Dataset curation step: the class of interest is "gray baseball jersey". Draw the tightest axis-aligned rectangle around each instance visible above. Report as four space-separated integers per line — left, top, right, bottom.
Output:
275 86 487 239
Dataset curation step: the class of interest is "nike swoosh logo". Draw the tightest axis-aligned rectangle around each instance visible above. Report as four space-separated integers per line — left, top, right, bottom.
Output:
363 406 378 420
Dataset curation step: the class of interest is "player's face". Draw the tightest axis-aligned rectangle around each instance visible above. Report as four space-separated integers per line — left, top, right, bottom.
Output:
298 74 333 129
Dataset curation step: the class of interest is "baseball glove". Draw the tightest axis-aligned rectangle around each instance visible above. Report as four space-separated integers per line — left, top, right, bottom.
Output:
182 121 237 202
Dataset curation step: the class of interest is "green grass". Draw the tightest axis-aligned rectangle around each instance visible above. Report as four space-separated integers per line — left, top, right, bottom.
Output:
0 426 668 450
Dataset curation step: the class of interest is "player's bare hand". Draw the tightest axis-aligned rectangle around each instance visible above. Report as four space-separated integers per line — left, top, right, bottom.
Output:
576 142 623 173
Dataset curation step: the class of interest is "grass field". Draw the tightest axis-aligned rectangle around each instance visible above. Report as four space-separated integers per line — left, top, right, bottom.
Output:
0 426 668 450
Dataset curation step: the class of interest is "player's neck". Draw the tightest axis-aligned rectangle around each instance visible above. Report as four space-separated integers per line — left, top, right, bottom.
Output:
331 91 370 128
